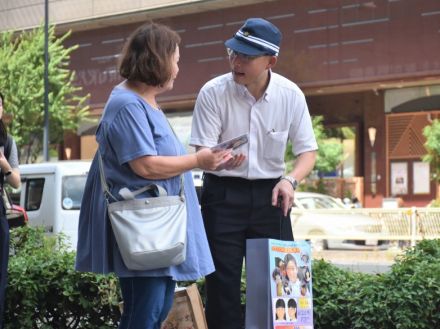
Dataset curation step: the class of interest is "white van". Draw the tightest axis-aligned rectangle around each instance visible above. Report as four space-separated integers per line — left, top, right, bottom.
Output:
15 161 91 248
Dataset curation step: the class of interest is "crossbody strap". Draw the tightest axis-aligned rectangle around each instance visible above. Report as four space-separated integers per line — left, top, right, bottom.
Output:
97 150 118 202
97 150 185 202
119 185 167 200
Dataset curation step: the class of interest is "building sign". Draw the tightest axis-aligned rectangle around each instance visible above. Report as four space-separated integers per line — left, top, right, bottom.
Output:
413 161 430 194
391 162 408 195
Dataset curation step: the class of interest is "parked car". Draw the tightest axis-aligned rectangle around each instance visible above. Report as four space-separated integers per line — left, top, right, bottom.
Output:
3 190 28 228
192 170 203 202
295 192 347 210
291 192 389 250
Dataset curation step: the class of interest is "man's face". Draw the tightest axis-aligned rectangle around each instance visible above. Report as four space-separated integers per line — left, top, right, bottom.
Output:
227 49 274 87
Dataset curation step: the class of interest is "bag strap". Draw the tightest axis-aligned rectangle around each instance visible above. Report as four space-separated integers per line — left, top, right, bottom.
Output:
118 185 167 200
97 150 184 202
97 151 116 202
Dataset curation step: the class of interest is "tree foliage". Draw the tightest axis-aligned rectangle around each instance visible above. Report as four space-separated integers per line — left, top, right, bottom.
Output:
423 119 440 205
311 116 344 174
0 25 90 163
423 118 440 183
285 115 344 175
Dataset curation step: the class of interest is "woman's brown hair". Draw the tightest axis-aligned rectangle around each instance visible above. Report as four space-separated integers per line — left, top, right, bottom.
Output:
119 22 181 86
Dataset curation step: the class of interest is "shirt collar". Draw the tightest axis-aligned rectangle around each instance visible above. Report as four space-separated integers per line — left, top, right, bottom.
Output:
232 70 273 102
263 70 274 102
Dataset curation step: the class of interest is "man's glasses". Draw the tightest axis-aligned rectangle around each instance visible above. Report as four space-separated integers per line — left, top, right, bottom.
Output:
227 48 262 63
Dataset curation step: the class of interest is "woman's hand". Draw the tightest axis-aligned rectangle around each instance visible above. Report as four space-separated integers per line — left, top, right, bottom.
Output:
196 148 232 171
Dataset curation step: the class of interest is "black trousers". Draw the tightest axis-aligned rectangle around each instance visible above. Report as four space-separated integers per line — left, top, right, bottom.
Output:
0 201 7 329
201 174 293 329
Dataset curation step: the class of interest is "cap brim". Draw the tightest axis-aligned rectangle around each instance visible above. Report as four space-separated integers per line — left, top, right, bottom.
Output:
225 37 270 56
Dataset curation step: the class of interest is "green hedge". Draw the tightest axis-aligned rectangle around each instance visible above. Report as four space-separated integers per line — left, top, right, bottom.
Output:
312 239 440 329
5 227 120 329
5 227 440 328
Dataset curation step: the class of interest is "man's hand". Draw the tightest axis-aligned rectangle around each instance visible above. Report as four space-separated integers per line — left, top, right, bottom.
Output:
216 153 246 171
272 179 294 216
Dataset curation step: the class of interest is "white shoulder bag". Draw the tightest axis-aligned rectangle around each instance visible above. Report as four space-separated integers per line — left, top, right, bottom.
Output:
98 152 187 271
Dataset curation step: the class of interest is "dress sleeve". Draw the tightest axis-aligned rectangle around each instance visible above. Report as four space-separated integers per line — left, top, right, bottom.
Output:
107 102 157 165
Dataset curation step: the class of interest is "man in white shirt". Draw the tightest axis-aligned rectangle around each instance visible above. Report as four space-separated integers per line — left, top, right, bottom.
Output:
190 17 317 329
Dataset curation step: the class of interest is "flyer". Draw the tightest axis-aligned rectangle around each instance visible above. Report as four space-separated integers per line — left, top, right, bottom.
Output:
211 133 248 151
269 239 314 329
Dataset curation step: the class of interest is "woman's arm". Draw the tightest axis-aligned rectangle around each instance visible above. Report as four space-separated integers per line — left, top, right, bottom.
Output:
0 154 20 189
0 138 21 189
4 168 20 189
129 148 231 180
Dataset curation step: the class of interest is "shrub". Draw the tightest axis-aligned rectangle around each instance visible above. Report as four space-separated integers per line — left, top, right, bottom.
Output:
312 239 440 329
5 227 440 329
382 239 440 329
311 259 364 329
5 226 120 329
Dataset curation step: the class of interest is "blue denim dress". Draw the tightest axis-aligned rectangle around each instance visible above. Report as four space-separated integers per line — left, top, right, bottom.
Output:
75 87 215 280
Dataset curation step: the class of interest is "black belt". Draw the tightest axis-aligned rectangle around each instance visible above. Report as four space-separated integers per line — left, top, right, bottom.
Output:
203 173 280 186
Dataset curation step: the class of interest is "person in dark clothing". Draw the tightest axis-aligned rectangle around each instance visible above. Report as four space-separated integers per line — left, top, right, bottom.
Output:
0 92 21 329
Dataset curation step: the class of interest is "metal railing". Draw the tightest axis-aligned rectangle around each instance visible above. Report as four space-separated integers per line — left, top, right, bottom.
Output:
291 207 440 247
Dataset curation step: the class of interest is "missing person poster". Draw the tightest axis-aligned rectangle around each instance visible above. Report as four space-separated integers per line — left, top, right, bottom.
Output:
269 240 313 329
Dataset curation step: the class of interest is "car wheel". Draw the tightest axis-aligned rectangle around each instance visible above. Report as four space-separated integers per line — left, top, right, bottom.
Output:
308 230 328 251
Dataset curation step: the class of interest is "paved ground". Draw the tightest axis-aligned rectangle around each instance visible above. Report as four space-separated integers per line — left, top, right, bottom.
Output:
312 247 404 273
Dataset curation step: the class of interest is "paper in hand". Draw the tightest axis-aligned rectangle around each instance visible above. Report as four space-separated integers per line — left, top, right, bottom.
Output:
211 133 249 151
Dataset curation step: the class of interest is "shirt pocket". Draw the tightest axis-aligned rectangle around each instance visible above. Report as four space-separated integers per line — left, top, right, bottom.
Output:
264 130 288 162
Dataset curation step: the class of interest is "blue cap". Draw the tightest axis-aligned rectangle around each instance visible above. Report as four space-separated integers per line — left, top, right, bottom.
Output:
225 18 282 56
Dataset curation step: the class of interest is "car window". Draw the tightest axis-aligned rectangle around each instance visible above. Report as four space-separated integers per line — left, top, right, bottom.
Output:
296 196 345 209
62 175 87 210
25 178 45 211
312 197 343 209
295 198 314 209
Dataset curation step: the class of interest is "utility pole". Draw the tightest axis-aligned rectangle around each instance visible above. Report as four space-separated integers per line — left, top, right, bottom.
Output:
43 0 49 161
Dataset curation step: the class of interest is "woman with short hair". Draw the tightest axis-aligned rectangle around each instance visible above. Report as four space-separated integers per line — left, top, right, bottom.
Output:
75 22 230 329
